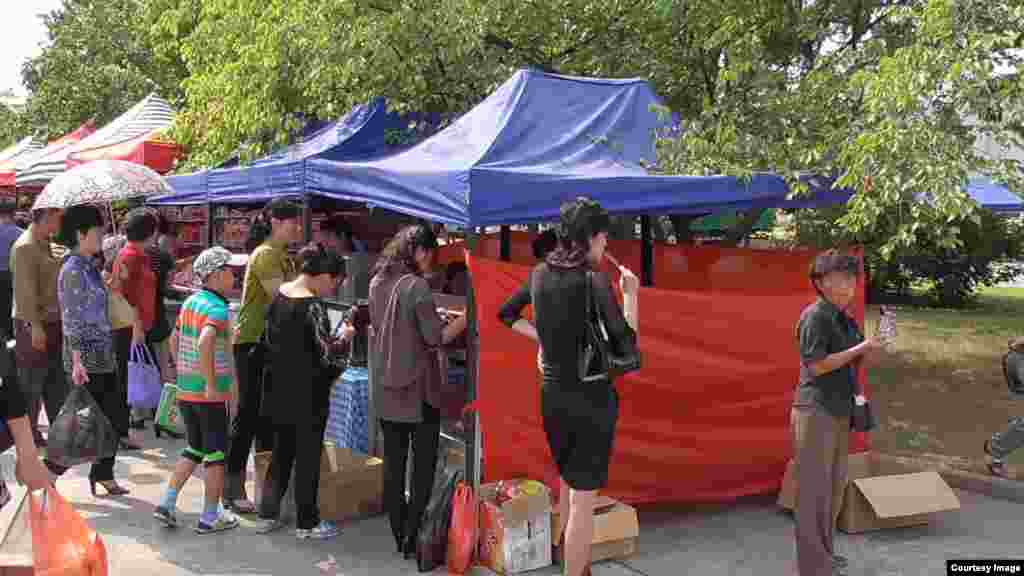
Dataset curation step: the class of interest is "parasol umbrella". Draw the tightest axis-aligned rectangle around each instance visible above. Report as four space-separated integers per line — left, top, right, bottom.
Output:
32 160 173 210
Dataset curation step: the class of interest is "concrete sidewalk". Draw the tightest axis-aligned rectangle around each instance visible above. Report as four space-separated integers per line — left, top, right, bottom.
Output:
5 431 1024 575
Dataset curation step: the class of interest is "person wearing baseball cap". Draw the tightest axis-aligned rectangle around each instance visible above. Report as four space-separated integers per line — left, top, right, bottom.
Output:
155 246 244 534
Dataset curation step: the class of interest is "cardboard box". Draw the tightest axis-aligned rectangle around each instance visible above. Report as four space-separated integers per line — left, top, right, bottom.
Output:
0 488 34 575
319 446 384 522
777 451 961 533
254 444 384 523
479 480 553 575
551 496 639 564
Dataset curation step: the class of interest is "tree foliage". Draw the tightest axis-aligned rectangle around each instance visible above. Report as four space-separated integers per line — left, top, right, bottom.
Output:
5 0 1023 284
17 0 186 140
654 0 1024 258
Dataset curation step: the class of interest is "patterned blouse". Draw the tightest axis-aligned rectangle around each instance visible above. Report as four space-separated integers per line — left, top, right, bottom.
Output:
59 253 116 374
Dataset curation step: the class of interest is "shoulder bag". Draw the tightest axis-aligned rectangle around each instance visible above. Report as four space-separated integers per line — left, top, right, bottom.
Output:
580 271 641 383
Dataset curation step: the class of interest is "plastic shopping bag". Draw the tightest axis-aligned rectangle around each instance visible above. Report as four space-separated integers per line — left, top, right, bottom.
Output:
127 343 162 409
154 383 184 437
47 387 119 469
416 466 462 572
447 480 478 574
29 485 109 575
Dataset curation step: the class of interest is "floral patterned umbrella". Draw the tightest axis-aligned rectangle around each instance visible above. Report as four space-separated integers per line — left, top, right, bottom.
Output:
32 159 173 210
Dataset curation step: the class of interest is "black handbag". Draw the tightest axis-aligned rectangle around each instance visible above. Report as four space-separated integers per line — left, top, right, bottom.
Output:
579 272 641 383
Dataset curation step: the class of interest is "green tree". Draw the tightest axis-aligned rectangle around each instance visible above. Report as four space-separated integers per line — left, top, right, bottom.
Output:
19 0 187 139
654 0 1024 258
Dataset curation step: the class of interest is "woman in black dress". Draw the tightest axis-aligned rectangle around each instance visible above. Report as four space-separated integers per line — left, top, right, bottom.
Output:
256 244 352 540
498 198 639 576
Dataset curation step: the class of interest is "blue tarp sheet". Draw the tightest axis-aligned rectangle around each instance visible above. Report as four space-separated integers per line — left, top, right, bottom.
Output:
306 70 851 227
149 98 438 205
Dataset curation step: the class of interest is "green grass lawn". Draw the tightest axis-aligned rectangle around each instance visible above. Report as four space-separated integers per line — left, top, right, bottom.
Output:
868 286 1024 475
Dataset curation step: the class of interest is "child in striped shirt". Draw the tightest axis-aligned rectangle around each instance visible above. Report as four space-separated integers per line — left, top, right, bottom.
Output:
154 247 246 534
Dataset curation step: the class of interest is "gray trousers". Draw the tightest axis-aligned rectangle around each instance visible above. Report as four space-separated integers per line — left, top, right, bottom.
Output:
990 416 1024 462
19 359 68 429
792 405 849 576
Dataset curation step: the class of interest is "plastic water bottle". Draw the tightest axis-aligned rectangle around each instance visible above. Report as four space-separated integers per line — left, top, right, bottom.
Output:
877 306 896 349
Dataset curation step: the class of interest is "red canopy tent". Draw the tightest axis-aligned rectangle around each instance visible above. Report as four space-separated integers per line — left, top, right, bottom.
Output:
66 129 180 174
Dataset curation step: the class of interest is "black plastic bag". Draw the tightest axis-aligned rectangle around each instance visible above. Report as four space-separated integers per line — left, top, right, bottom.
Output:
416 465 462 573
47 386 119 468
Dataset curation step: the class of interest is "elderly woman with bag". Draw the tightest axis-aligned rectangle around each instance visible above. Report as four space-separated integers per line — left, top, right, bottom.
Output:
50 205 129 496
792 250 882 576
499 198 639 576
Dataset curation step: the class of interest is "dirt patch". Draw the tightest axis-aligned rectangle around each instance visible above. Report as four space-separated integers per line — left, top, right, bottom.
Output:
867 289 1024 480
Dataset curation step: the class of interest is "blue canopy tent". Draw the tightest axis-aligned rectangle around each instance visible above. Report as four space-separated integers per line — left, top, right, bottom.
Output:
305 70 852 228
149 98 441 205
966 176 1024 213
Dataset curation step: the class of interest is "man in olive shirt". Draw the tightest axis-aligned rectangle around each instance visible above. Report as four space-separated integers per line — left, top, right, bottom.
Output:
10 208 64 445
224 199 301 513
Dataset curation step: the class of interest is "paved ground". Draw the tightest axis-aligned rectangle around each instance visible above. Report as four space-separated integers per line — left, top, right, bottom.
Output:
4 429 1024 575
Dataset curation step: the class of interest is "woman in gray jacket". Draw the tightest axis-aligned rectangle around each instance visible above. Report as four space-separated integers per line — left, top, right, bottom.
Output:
368 224 467 559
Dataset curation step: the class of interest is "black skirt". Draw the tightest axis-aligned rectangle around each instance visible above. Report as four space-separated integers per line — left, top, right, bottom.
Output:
540 375 619 491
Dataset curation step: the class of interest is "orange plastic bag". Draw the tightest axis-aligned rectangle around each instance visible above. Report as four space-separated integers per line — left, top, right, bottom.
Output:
29 486 108 576
446 481 478 574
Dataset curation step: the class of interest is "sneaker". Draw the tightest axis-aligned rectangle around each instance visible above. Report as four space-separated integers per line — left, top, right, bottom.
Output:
195 511 240 534
254 517 285 534
295 521 340 540
153 506 178 528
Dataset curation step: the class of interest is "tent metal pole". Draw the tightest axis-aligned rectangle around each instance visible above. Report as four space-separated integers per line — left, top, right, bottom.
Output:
465 230 482 493
499 225 511 261
640 215 654 286
303 195 312 243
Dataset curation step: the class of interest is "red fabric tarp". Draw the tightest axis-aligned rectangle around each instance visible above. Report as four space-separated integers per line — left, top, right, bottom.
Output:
444 236 869 505
66 134 181 173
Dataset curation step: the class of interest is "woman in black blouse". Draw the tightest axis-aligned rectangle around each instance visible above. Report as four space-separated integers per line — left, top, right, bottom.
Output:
498 198 639 576
255 244 353 540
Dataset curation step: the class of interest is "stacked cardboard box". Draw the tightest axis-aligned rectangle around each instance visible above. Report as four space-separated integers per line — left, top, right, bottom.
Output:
478 480 553 575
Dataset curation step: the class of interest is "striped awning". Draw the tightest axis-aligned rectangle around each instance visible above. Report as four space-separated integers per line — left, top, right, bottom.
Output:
8 122 97 190
0 136 44 165
16 94 175 188
0 136 46 188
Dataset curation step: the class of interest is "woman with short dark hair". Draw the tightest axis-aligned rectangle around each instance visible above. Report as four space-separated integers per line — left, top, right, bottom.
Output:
369 224 468 558
498 197 639 576
256 243 352 539
792 250 881 576
112 207 159 450
53 205 128 495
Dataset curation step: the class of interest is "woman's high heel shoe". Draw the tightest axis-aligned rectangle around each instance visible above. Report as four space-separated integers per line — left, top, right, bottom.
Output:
90 479 130 497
